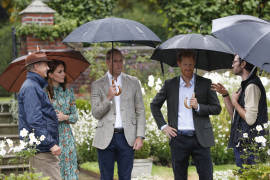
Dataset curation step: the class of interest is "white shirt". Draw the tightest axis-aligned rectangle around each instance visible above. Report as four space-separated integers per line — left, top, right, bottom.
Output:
178 75 195 130
107 72 122 128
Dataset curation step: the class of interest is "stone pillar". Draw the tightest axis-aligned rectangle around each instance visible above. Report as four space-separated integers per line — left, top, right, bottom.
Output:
19 0 68 55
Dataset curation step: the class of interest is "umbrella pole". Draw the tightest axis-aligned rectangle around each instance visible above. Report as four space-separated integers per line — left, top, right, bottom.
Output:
112 41 114 76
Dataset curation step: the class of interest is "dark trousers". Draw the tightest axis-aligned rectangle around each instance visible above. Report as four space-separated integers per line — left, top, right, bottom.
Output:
170 134 213 180
97 133 134 180
234 147 255 168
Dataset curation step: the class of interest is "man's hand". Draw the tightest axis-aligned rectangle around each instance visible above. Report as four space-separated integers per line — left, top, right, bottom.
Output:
133 137 143 150
190 97 198 110
231 91 240 107
107 85 116 101
162 125 177 138
50 145 61 156
211 83 228 96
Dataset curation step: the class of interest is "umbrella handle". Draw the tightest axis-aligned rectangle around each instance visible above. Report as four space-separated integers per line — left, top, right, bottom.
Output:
184 93 195 109
112 79 122 96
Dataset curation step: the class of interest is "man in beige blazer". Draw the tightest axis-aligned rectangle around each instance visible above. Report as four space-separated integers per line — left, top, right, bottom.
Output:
91 48 146 180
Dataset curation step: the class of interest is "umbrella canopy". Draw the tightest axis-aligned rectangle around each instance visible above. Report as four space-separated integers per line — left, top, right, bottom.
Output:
0 49 90 92
63 17 161 48
151 33 234 71
212 15 270 72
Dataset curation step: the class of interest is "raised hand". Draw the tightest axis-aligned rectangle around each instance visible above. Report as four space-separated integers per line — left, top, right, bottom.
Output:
211 83 228 96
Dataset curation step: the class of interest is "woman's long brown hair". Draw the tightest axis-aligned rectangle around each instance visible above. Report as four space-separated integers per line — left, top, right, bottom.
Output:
47 60 67 99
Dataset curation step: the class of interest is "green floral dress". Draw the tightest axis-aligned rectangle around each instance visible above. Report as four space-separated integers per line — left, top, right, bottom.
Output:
51 86 79 180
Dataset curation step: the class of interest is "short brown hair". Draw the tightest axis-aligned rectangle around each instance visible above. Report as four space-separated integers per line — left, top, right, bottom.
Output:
178 50 196 62
106 49 123 61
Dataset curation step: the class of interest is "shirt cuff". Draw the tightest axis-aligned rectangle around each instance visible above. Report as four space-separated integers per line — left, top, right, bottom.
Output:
195 104 200 112
161 124 168 130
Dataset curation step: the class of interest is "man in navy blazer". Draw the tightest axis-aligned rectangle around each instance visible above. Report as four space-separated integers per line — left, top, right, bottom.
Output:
151 50 221 180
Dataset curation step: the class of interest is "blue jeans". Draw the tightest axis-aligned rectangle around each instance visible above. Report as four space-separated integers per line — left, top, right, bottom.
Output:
97 133 134 180
234 147 255 168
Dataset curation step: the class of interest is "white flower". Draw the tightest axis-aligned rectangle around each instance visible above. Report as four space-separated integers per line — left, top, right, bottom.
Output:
19 140 27 150
29 133 37 143
267 149 270 156
148 75 154 83
155 84 161 91
255 136 267 143
141 87 145 95
0 140 5 149
6 139 13 148
148 75 155 87
243 133 248 138
262 142 266 147
263 123 268 129
148 80 154 87
0 149 6 156
40 135 46 141
19 128 28 138
36 141 41 145
236 141 240 148
256 125 263 132
156 78 162 85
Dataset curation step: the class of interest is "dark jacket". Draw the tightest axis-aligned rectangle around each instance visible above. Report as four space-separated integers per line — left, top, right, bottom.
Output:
18 72 59 153
229 75 268 148
150 75 221 148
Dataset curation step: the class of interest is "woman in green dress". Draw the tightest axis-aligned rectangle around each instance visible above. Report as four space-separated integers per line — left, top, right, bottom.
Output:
47 60 79 180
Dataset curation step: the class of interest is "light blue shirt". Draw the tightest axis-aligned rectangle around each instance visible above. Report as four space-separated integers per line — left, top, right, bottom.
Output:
178 75 196 130
160 74 200 131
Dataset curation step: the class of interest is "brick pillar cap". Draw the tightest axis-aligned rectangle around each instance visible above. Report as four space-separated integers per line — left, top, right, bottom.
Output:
19 0 56 15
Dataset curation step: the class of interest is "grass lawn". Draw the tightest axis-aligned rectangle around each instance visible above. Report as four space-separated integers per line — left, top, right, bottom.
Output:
0 96 13 102
80 161 236 179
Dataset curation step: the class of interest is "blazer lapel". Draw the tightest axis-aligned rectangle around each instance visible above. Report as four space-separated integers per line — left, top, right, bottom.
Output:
173 76 180 121
194 74 200 96
120 73 127 104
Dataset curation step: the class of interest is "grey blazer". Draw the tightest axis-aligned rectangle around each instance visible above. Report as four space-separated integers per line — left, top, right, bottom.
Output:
91 73 146 149
150 75 221 148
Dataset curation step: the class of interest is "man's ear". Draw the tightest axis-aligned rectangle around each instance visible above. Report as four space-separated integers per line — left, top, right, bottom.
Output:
241 61 246 68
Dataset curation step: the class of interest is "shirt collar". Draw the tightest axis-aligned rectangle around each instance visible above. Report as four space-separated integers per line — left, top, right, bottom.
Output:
107 71 122 81
180 74 195 87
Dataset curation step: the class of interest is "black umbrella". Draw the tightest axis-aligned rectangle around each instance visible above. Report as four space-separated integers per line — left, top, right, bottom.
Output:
151 33 234 71
63 17 161 47
212 15 270 73
63 17 161 95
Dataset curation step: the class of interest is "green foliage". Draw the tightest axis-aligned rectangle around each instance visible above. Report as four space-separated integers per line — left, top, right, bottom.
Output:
234 164 270 180
134 140 151 159
76 139 97 164
0 171 49 180
157 0 270 36
0 22 13 96
115 1 168 41
13 0 113 41
75 99 91 112
47 0 114 25
16 14 77 41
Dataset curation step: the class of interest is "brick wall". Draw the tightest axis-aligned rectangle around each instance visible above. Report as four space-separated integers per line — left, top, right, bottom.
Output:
21 13 54 25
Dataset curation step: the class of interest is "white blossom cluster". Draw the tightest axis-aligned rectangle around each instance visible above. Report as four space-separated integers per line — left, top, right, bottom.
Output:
0 128 46 157
71 109 97 146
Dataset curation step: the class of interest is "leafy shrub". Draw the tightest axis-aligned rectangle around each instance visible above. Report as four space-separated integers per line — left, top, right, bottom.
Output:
75 99 91 112
76 138 97 164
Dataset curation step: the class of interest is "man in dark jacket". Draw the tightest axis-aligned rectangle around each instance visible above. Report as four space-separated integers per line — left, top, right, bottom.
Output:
151 51 221 180
18 52 61 180
212 55 268 168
